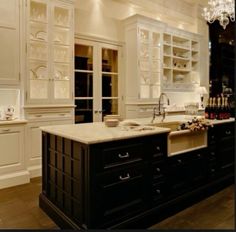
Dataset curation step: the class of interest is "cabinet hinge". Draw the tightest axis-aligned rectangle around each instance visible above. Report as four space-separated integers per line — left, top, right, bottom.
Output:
19 72 21 81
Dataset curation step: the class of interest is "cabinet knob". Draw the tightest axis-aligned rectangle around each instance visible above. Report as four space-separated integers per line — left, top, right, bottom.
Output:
211 135 215 140
118 153 130 159
211 168 215 172
197 154 201 158
177 159 182 163
156 189 161 194
225 130 231 135
210 152 215 156
156 167 161 172
119 173 130 181
156 146 161 151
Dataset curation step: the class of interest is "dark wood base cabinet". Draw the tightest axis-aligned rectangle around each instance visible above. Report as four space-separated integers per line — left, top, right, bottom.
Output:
39 122 234 229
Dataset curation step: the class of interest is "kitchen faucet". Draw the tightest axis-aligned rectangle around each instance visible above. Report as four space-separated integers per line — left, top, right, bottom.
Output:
151 93 170 123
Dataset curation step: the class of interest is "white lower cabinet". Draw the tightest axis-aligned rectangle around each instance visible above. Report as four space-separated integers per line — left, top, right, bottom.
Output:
25 107 74 178
27 119 73 178
0 123 29 189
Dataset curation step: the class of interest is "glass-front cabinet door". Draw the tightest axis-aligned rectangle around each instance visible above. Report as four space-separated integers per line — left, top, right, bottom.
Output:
28 0 49 102
138 27 161 99
74 43 94 123
101 47 119 119
51 2 73 102
74 39 120 123
26 0 73 104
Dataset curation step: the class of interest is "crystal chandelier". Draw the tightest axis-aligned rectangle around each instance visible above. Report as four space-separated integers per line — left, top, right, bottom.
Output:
202 0 235 29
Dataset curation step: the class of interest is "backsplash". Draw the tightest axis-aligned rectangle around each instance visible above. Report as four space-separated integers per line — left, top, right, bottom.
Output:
0 89 20 120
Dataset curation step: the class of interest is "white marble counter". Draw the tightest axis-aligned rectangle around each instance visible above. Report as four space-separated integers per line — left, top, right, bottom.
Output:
40 122 170 144
0 119 28 125
40 116 235 145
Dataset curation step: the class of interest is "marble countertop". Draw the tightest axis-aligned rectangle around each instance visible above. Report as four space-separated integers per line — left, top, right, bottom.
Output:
40 115 234 144
0 119 28 125
40 122 170 144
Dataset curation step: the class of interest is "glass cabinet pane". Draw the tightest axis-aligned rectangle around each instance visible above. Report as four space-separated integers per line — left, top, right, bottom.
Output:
102 48 117 72
102 74 118 97
54 6 70 27
30 0 47 23
75 99 93 123
75 45 93 71
102 99 118 118
29 62 49 99
75 72 93 97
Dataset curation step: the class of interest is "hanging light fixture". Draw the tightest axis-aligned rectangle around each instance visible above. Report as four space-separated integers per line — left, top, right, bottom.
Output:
202 0 235 29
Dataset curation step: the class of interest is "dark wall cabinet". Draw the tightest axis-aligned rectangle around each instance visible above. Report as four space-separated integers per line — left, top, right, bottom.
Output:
40 122 234 229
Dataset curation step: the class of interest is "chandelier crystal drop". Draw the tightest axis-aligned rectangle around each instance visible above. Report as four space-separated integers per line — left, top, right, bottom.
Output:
202 0 235 29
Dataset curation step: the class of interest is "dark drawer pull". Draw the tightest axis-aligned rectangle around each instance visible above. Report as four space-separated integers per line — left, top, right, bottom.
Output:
119 173 130 181
156 167 161 172
225 130 231 135
156 146 161 151
118 152 130 159
156 189 161 194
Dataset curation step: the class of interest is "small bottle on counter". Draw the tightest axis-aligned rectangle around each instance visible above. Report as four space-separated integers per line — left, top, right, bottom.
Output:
215 97 221 120
204 98 210 119
219 97 225 120
224 97 230 119
209 97 216 120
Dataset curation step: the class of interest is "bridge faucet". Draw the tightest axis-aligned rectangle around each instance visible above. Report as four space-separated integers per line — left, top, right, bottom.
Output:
151 93 170 123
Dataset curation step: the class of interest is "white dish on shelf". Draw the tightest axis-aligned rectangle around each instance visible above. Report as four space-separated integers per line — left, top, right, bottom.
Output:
36 66 47 79
54 70 63 80
36 31 47 41
54 36 61 43
30 33 34 40
30 69 36 79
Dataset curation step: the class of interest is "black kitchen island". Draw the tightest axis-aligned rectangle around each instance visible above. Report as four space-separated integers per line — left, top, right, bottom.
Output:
39 118 234 229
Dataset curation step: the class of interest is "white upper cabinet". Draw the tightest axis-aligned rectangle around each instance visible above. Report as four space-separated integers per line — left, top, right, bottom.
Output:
162 28 200 91
124 15 165 103
124 14 201 103
0 0 20 85
26 0 74 105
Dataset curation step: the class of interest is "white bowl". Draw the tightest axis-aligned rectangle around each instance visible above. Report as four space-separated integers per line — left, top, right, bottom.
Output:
104 115 121 121
105 119 119 127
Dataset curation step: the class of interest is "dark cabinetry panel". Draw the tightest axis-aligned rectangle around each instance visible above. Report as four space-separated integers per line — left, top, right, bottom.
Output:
207 122 234 178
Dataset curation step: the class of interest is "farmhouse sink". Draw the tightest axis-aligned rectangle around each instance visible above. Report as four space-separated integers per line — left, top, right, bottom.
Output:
149 121 207 157
149 121 180 131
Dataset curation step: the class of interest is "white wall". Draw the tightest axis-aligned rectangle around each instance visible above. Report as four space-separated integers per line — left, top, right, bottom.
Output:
74 0 208 41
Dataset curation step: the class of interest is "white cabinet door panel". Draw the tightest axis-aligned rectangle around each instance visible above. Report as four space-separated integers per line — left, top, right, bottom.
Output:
0 28 19 84
0 132 20 166
0 0 18 27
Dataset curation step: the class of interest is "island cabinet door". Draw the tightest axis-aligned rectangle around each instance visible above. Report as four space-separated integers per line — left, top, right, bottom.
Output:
88 162 149 228
166 154 189 196
217 123 235 176
185 149 208 187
